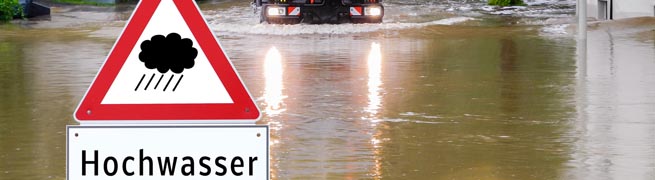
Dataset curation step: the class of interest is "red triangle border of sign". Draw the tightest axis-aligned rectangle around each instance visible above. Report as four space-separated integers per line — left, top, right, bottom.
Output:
75 0 260 121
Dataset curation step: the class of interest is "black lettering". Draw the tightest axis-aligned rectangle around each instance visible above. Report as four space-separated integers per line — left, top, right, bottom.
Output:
140 149 153 176
199 156 211 176
104 156 118 176
123 156 135 176
231 156 244 176
215 156 227 176
157 157 177 175
249 156 258 176
82 150 98 176
181 156 194 176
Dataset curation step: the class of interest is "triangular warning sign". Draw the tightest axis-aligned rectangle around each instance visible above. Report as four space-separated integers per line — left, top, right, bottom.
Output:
75 0 260 122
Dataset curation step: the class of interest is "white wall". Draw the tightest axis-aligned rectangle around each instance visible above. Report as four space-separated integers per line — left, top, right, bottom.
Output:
613 0 655 19
587 0 655 20
586 0 599 19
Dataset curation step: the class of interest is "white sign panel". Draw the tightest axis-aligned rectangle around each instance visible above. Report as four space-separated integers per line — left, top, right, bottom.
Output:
67 126 269 180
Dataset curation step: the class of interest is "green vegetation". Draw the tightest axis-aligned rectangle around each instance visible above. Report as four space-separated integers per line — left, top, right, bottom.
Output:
53 0 114 6
0 0 22 22
488 0 525 6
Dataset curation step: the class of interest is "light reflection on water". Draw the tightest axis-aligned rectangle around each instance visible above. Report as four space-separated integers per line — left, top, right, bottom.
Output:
569 28 655 180
263 46 286 117
262 46 286 179
365 42 383 179
366 42 383 117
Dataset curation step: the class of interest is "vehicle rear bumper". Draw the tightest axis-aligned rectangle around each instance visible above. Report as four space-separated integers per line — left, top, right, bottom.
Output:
262 3 384 24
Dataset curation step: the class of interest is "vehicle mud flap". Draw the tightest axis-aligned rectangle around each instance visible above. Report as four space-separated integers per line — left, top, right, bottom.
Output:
300 12 317 24
259 8 265 23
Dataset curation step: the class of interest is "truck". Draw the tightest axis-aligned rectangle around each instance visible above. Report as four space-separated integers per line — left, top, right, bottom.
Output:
254 0 384 24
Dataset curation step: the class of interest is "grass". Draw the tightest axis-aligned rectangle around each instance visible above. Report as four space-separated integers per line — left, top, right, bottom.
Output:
488 0 525 6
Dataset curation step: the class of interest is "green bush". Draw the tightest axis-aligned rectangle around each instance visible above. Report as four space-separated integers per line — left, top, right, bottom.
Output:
0 0 21 22
53 0 113 6
488 0 525 6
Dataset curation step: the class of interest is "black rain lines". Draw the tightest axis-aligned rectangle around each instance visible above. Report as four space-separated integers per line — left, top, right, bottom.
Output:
134 33 197 92
134 73 183 92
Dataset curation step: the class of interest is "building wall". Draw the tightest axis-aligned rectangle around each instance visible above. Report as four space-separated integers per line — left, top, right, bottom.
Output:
587 0 655 20
586 0 599 19
614 0 655 19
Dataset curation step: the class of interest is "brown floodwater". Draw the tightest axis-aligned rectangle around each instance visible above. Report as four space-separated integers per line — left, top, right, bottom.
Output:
0 0 654 179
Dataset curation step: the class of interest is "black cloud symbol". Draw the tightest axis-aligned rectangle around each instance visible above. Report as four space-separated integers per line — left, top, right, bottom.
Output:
139 33 198 74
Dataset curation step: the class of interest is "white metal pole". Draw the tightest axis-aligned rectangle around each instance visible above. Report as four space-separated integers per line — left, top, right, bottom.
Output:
578 0 587 40
577 0 587 75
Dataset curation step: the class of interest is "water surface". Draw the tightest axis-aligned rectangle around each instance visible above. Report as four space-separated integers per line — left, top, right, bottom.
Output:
0 0 653 179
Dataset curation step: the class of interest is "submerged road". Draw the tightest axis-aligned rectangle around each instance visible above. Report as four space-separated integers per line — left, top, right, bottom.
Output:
0 0 654 179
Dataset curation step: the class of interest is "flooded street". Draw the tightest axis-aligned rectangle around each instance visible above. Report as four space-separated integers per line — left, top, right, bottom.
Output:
1 0 654 179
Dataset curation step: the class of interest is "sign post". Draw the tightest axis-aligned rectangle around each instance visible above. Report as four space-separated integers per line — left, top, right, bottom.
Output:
68 0 267 179
578 0 587 40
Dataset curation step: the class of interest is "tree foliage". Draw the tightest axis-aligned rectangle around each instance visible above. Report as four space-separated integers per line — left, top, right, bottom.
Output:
0 0 21 22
